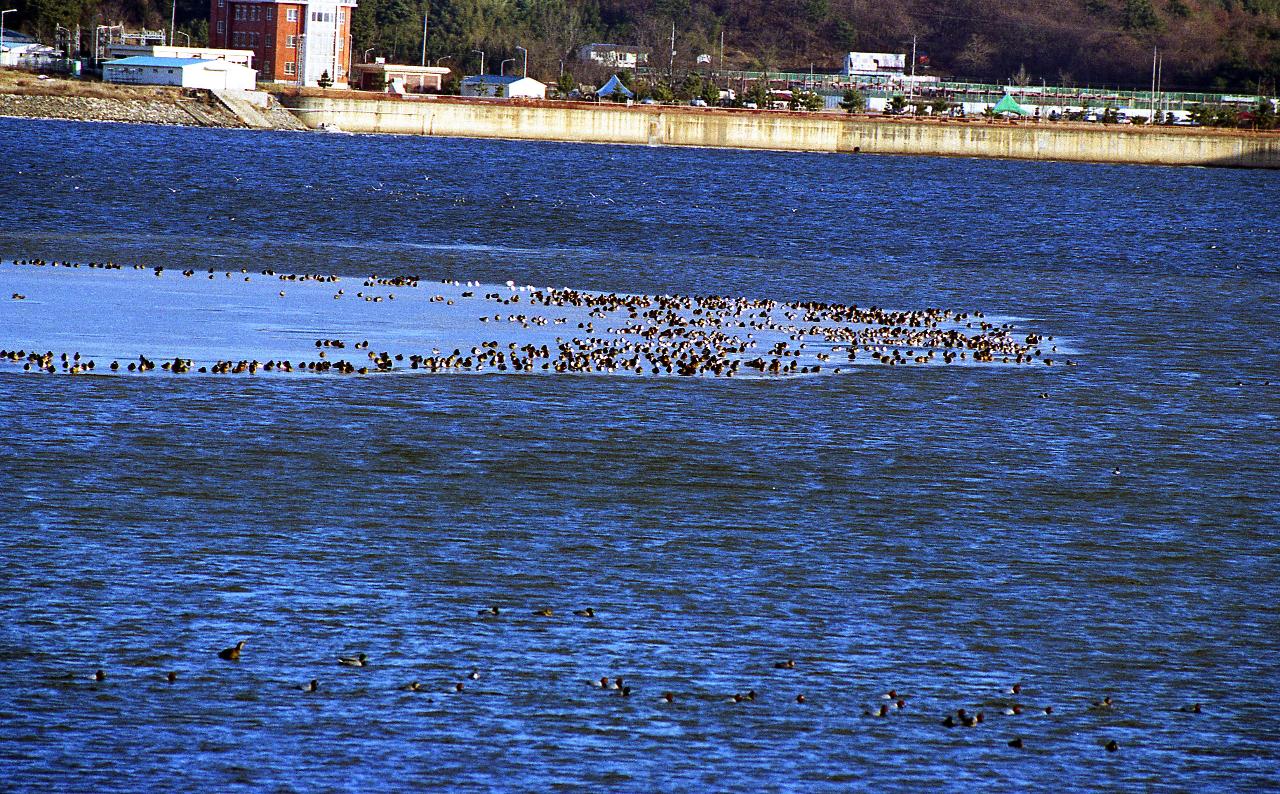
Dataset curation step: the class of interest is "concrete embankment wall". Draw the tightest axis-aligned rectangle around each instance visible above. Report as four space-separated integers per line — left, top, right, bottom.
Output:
284 95 1280 169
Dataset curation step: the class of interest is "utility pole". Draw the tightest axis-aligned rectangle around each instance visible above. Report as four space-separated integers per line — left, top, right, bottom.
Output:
909 34 917 107
169 0 176 47
668 20 675 80
1151 46 1157 119
471 49 484 76
420 6 428 67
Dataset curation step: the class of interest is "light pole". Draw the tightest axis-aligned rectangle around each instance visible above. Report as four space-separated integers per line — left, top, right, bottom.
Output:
515 45 526 77
169 0 176 47
1 9 17 65
500 57 514 76
363 47 375 63
176 30 190 46
434 55 450 67
420 10 428 66
471 49 484 75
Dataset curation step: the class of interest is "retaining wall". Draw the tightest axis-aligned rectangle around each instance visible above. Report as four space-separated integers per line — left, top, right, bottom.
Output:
282 95 1280 169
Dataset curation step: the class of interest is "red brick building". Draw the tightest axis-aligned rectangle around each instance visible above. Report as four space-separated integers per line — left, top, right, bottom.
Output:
209 0 356 86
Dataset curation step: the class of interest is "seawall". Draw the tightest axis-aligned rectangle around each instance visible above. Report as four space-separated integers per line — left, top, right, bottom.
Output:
282 94 1280 169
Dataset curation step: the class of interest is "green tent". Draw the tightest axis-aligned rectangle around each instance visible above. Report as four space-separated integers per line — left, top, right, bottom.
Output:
993 94 1030 116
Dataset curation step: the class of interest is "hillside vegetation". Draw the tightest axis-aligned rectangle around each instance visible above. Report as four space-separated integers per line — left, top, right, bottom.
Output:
9 0 1280 92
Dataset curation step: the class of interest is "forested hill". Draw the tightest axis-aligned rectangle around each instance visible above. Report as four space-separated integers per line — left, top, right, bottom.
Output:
10 0 1280 92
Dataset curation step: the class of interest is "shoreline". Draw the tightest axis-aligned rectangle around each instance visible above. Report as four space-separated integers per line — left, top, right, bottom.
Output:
2 74 1278 168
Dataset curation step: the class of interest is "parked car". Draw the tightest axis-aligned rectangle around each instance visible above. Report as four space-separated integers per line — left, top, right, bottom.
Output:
689 98 708 107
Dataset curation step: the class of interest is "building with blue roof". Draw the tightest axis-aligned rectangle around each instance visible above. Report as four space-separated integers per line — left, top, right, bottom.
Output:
103 55 258 91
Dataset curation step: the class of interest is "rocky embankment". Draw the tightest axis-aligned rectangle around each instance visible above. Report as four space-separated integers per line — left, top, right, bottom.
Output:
0 84 305 130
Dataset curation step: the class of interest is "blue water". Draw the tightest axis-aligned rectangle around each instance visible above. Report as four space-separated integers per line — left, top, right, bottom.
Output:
1 117 1278 791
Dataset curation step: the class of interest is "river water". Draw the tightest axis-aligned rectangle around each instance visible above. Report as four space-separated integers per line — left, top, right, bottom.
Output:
1 117 1278 791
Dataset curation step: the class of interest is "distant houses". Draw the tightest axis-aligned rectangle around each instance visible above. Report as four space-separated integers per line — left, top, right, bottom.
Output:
576 44 649 70
844 52 906 77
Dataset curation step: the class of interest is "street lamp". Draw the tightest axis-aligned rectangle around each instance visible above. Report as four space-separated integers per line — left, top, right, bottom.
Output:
176 30 190 46
434 55 451 68
499 57 514 76
363 47 376 63
471 49 484 75
515 45 527 77
1 9 17 65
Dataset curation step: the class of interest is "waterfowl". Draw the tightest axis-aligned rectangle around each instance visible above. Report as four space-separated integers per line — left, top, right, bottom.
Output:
218 640 246 660
662 692 675 703
467 669 481 680
301 679 319 693
532 608 554 617
1008 737 1024 749
404 681 424 692
1008 683 1022 695
774 659 796 669
338 653 369 667
454 682 465 692
795 694 806 704
166 671 177 683
591 677 610 688
573 607 595 617
1179 703 1202 713
1105 739 1119 752
1089 696 1114 711
1004 705 1023 715
94 669 106 682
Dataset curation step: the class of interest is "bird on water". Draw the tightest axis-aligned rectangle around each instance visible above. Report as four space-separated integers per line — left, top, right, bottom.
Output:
218 640 246 661
338 653 369 667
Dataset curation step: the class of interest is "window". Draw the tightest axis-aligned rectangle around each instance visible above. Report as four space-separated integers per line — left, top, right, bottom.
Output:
217 20 224 33
284 61 295 75
263 60 271 73
265 34 273 48
286 35 296 48
218 0 223 5
287 8 298 21
266 7 272 20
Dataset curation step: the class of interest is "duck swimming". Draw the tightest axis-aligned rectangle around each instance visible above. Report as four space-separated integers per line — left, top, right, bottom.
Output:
218 640 246 661
338 653 369 667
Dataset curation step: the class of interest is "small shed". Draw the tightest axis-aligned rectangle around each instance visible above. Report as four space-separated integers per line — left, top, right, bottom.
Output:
103 56 257 91
461 75 547 99
351 61 451 93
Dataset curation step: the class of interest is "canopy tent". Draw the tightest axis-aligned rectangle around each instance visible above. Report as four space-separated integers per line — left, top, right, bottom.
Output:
993 94 1029 116
597 74 634 99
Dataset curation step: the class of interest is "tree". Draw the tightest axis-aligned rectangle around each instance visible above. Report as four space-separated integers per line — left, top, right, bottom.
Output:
789 89 823 111
838 88 864 113
746 80 770 108
888 94 907 115
930 96 951 116
557 71 575 97
317 70 334 89
1252 98 1277 130
700 79 720 105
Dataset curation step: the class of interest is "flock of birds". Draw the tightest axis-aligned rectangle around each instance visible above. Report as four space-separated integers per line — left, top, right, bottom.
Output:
57 604 1209 757
2 258 1068 379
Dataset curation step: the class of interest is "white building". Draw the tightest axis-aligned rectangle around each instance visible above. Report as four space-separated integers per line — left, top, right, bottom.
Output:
105 44 255 68
103 56 258 91
577 44 649 70
461 75 546 99
844 52 906 76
